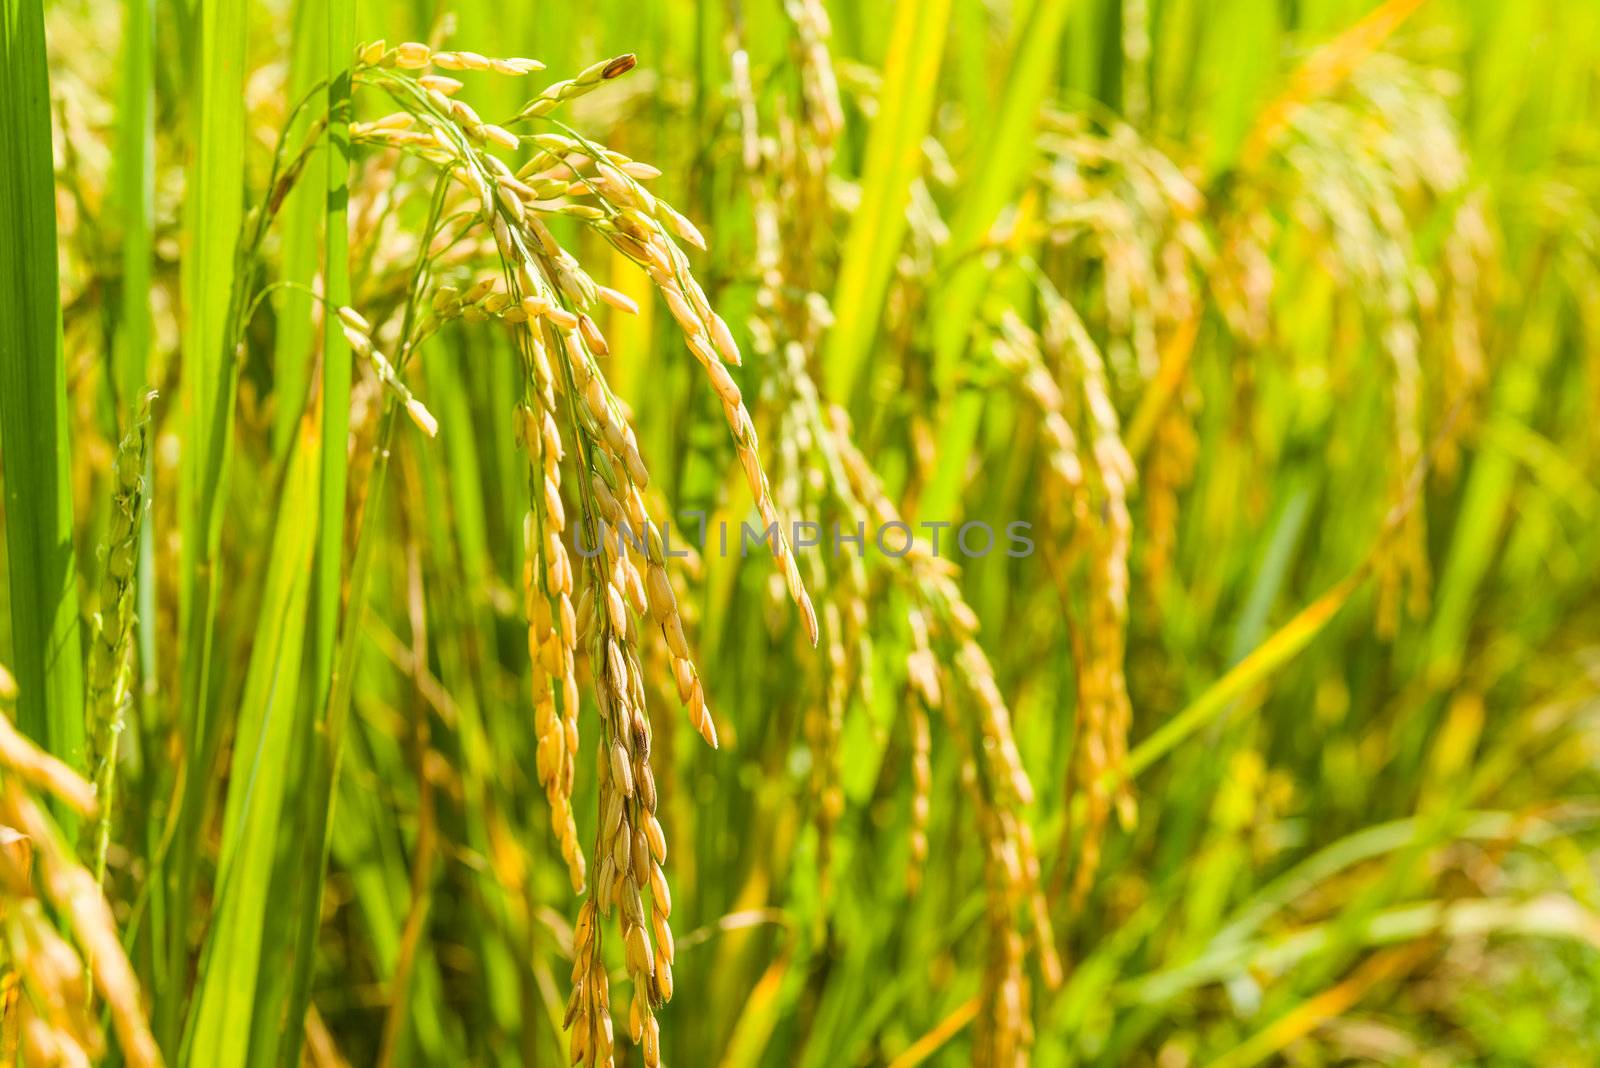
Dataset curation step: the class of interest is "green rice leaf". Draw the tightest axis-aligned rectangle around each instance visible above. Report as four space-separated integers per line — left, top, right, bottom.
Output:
0 0 88 775
822 0 953 403
180 434 320 1068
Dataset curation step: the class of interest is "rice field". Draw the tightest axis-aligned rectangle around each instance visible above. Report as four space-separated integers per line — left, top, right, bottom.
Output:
1 0 1598 1064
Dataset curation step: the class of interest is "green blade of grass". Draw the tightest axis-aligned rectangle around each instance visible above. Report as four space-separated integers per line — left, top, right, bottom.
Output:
235 5 352 1053
180 432 320 1068
269 0 330 461
175 0 247 753
0 0 88 775
822 0 953 402
115 0 160 830
113 0 154 417
1040 520 1389 868
113 5 162 979
918 0 1074 522
313 0 355 710
1207 810 1588 952
1118 894 1600 1006
281 0 356 1057
283 155 448 1060
161 0 249 1048
1121 559 1371 785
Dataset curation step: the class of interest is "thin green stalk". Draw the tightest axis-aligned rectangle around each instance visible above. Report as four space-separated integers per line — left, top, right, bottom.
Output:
822 0 953 403
270 0 331 460
160 0 249 1046
114 0 154 416
312 0 355 709
180 433 322 1068
89 411 151 890
284 172 451 1062
918 0 1075 524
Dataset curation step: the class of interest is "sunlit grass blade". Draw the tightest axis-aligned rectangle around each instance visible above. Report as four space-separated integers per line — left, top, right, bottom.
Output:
822 0 953 402
114 0 160 859
282 0 356 1055
161 0 249 1048
239 8 340 1044
268 0 329 461
180 433 319 1068
1118 557 1372 787
312 0 355 703
919 0 1075 521
884 995 980 1068
717 949 792 1068
175 0 247 747
113 0 154 418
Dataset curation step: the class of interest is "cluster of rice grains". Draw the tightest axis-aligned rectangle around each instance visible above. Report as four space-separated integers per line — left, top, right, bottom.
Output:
999 53 1490 914
975 111 1235 908
727 8 1062 1060
832 419 1062 1066
985 300 1138 902
325 28 1492 1068
346 41 815 1066
85 408 151 882
727 0 866 898
1033 112 1209 592
1223 56 1492 635
0 714 161 1068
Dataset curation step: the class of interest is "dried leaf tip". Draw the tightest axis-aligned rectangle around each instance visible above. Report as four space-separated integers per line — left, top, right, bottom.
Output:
602 54 637 80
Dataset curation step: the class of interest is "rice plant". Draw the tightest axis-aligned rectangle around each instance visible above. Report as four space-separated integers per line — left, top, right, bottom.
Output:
2 0 1599 1065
